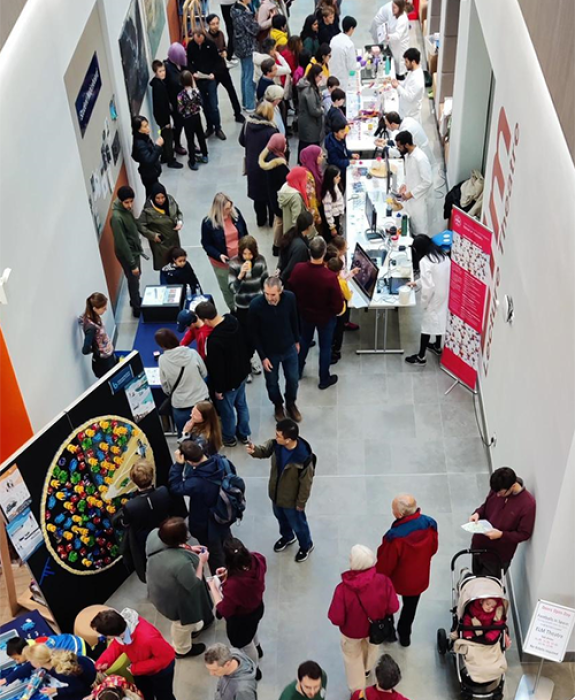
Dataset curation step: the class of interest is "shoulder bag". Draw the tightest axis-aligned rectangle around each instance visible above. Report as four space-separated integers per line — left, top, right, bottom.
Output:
351 589 397 645
158 366 185 416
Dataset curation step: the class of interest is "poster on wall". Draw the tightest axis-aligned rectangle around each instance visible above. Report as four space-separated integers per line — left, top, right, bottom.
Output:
6 508 43 561
441 207 493 391
119 0 149 116
125 373 155 422
143 0 166 59
75 52 102 137
0 464 32 522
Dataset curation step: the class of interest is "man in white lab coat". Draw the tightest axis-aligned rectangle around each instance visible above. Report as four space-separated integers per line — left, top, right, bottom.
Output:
329 16 357 92
395 130 432 236
382 111 434 165
370 0 410 75
392 47 425 122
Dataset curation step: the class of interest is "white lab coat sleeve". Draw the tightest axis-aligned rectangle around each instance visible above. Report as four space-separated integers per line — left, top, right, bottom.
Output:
419 259 435 311
371 4 390 43
410 154 433 199
345 42 357 74
387 13 408 54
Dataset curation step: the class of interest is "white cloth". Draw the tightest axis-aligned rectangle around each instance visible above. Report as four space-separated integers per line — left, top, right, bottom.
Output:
403 146 432 235
370 3 410 73
418 255 451 335
397 66 425 121
329 32 357 92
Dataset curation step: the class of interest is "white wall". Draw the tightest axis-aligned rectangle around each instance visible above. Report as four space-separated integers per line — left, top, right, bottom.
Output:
457 0 575 651
0 0 170 432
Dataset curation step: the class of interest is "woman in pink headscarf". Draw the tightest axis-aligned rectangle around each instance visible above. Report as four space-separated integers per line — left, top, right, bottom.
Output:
299 145 325 234
259 134 290 255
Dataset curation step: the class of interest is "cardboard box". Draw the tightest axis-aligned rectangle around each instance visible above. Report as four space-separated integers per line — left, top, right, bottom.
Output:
428 51 438 74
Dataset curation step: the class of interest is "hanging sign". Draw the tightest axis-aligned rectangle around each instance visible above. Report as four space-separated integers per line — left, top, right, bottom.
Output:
75 52 102 137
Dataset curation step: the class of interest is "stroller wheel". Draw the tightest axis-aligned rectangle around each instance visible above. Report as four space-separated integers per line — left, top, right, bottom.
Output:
437 628 448 655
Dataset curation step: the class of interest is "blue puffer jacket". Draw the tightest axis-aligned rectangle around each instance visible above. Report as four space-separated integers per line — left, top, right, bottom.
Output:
325 131 350 172
201 209 248 262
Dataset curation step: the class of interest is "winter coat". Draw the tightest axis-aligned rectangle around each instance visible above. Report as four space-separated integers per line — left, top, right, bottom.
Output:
239 114 278 201
150 76 172 128
228 254 269 309
145 529 214 626
289 261 343 325
250 438 316 509
201 210 249 263
258 148 289 216
168 454 235 533
376 510 438 596
325 131 350 172
132 133 162 180
110 199 143 268
160 261 201 295
187 37 225 76
96 608 175 676
278 237 310 284
416 255 451 336
177 87 203 119
217 552 267 618
204 314 252 393
165 59 184 109
158 345 209 409
231 2 260 59
302 35 320 56
137 194 183 270
277 183 307 235
352 688 410 700
462 599 506 643
258 0 288 31
214 650 257 700
297 78 324 143
6 656 96 700
80 316 114 359
328 566 399 639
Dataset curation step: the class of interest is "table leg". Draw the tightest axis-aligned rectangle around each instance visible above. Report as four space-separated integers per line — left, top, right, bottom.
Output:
356 309 404 355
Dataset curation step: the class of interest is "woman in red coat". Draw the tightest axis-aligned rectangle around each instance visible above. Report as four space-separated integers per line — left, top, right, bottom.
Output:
92 608 176 700
328 545 399 692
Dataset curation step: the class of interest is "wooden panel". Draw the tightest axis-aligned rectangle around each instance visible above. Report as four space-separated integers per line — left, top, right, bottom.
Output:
98 163 129 308
0 326 33 462
518 0 575 161
167 0 182 42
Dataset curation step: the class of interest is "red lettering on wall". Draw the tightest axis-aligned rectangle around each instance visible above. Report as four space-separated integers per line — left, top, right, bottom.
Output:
485 108 512 245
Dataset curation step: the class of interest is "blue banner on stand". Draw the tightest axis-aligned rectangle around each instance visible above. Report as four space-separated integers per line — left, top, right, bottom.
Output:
75 52 102 137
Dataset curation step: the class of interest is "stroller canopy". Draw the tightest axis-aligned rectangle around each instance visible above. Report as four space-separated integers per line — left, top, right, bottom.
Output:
457 577 508 620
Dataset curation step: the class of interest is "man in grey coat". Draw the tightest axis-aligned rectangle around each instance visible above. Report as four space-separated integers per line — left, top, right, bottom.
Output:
205 643 259 694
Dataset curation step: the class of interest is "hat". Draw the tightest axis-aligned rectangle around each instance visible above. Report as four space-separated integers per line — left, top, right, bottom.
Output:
264 85 284 102
176 309 197 332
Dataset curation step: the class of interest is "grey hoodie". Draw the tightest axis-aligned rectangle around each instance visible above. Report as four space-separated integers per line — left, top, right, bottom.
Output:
215 651 258 700
158 346 209 409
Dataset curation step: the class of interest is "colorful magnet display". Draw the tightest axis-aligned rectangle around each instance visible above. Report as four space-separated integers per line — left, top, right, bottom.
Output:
40 416 154 575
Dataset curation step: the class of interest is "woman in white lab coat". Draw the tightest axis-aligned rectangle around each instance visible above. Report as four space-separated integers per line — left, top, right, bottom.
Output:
370 0 410 75
405 235 451 365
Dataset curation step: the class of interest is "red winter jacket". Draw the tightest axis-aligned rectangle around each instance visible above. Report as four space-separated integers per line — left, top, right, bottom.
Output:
352 688 411 700
216 552 267 618
376 510 438 596
96 615 175 677
328 566 399 639
180 323 213 360
462 599 506 643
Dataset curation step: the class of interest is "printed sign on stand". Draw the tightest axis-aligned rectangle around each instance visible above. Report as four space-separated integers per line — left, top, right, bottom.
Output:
441 207 493 391
523 600 575 663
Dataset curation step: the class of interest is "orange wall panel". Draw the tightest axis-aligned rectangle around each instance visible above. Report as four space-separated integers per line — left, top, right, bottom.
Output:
167 0 182 42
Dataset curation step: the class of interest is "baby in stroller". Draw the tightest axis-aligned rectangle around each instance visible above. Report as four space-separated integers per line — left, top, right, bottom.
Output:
462 597 512 648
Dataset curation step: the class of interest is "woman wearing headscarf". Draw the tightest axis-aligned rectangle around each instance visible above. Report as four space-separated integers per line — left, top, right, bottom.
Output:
258 133 290 255
137 184 184 271
164 42 189 156
239 101 279 227
328 545 399 692
277 166 315 237
299 144 324 232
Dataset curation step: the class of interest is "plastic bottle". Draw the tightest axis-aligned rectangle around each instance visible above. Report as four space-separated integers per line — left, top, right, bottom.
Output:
385 55 391 75
401 214 408 236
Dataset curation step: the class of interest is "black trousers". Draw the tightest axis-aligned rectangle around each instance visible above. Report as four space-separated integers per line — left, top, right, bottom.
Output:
189 522 231 571
418 333 442 358
160 125 175 164
119 258 141 311
134 662 176 700
92 354 118 379
141 174 160 198
397 594 421 640
183 114 208 161
332 307 349 354
171 110 185 150
253 200 274 226
473 554 510 578
217 69 242 117
221 4 234 59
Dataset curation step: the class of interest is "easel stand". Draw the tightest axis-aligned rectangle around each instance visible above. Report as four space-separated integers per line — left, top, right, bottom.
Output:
514 659 554 700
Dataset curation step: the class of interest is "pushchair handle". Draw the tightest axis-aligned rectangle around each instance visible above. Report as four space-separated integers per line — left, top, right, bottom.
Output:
450 548 504 575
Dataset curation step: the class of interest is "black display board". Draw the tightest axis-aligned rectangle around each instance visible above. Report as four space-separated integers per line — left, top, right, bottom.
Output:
0 352 170 632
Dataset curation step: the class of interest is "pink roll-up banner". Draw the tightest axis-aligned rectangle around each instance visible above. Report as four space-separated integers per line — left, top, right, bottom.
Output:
441 207 493 392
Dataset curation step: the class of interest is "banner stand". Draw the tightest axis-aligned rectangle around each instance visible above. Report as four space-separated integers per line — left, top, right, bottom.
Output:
440 366 478 396
514 659 553 700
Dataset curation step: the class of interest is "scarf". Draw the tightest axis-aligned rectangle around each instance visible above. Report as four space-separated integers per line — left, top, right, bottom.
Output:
286 167 309 206
150 182 170 216
299 145 323 199
267 133 287 158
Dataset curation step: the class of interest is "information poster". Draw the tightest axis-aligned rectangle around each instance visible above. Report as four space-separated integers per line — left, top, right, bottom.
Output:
0 464 32 522
125 373 155 422
523 600 575 662
6 508 43 561
441 207 493 391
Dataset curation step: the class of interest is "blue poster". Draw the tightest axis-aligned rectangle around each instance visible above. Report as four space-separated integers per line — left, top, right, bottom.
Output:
75 52 102 137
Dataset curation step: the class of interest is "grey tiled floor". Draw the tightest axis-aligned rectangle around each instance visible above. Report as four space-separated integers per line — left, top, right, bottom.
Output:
111 3 575 698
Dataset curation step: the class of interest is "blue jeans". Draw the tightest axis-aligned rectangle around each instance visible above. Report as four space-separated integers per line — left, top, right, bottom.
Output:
172 406 192 438
197 78 221 130
264 345 300 406
216 381 251 441
239 56 255 110
273 504 312 551
298 317 337 386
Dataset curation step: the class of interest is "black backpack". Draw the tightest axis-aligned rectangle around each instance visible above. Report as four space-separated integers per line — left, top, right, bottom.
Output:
209 459 246 527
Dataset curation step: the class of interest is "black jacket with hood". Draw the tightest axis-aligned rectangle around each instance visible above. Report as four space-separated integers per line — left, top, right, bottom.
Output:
204 314 251 393
258 147 289 217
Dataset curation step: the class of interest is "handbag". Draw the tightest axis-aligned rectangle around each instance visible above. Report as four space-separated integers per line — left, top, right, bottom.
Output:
158 366 185 416
352 590 397 645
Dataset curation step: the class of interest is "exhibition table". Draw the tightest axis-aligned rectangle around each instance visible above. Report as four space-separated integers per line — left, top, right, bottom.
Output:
345 159 416 354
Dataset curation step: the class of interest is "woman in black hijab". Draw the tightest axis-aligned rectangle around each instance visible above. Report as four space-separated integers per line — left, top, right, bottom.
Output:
137 182 184 270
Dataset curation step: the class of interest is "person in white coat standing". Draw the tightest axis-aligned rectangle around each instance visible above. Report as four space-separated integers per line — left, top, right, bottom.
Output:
329 17 357 92
392 48 424 121
395 130 433 236
405 235 451 365
382 111 434 166
370 0 410 76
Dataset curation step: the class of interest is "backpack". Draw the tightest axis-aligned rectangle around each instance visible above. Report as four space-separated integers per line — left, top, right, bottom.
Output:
209 459 246 526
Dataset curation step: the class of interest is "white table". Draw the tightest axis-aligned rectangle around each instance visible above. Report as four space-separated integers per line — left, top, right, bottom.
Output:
345 160 416 354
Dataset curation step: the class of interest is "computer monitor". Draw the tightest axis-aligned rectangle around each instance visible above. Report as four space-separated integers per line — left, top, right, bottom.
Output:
350 243 380 300
365 192 377 232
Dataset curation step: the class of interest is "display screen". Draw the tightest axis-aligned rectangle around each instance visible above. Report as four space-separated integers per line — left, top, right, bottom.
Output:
350 243 379 299
365 192 376 230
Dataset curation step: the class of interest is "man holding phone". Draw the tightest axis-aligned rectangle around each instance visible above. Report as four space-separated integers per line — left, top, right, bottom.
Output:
246 419 316 563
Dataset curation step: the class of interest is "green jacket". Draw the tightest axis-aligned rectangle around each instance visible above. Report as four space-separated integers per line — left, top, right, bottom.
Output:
110 199 143 268
137 195 184 271
251 438 316 509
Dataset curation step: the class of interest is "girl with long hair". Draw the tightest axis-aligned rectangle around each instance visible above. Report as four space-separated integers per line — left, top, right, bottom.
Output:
321 164 345 238
278 210 314 284
300 15 320 56
79 293 117 379
182 400 223 455
297 63 325 158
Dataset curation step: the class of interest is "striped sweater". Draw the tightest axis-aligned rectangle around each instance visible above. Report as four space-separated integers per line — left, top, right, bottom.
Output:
322 186 345 228
228 255 269 309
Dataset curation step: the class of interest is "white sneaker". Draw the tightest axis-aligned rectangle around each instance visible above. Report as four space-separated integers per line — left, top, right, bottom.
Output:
226 60 234 69
230 57 239 65
251 358 262 375
246 373 253 383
